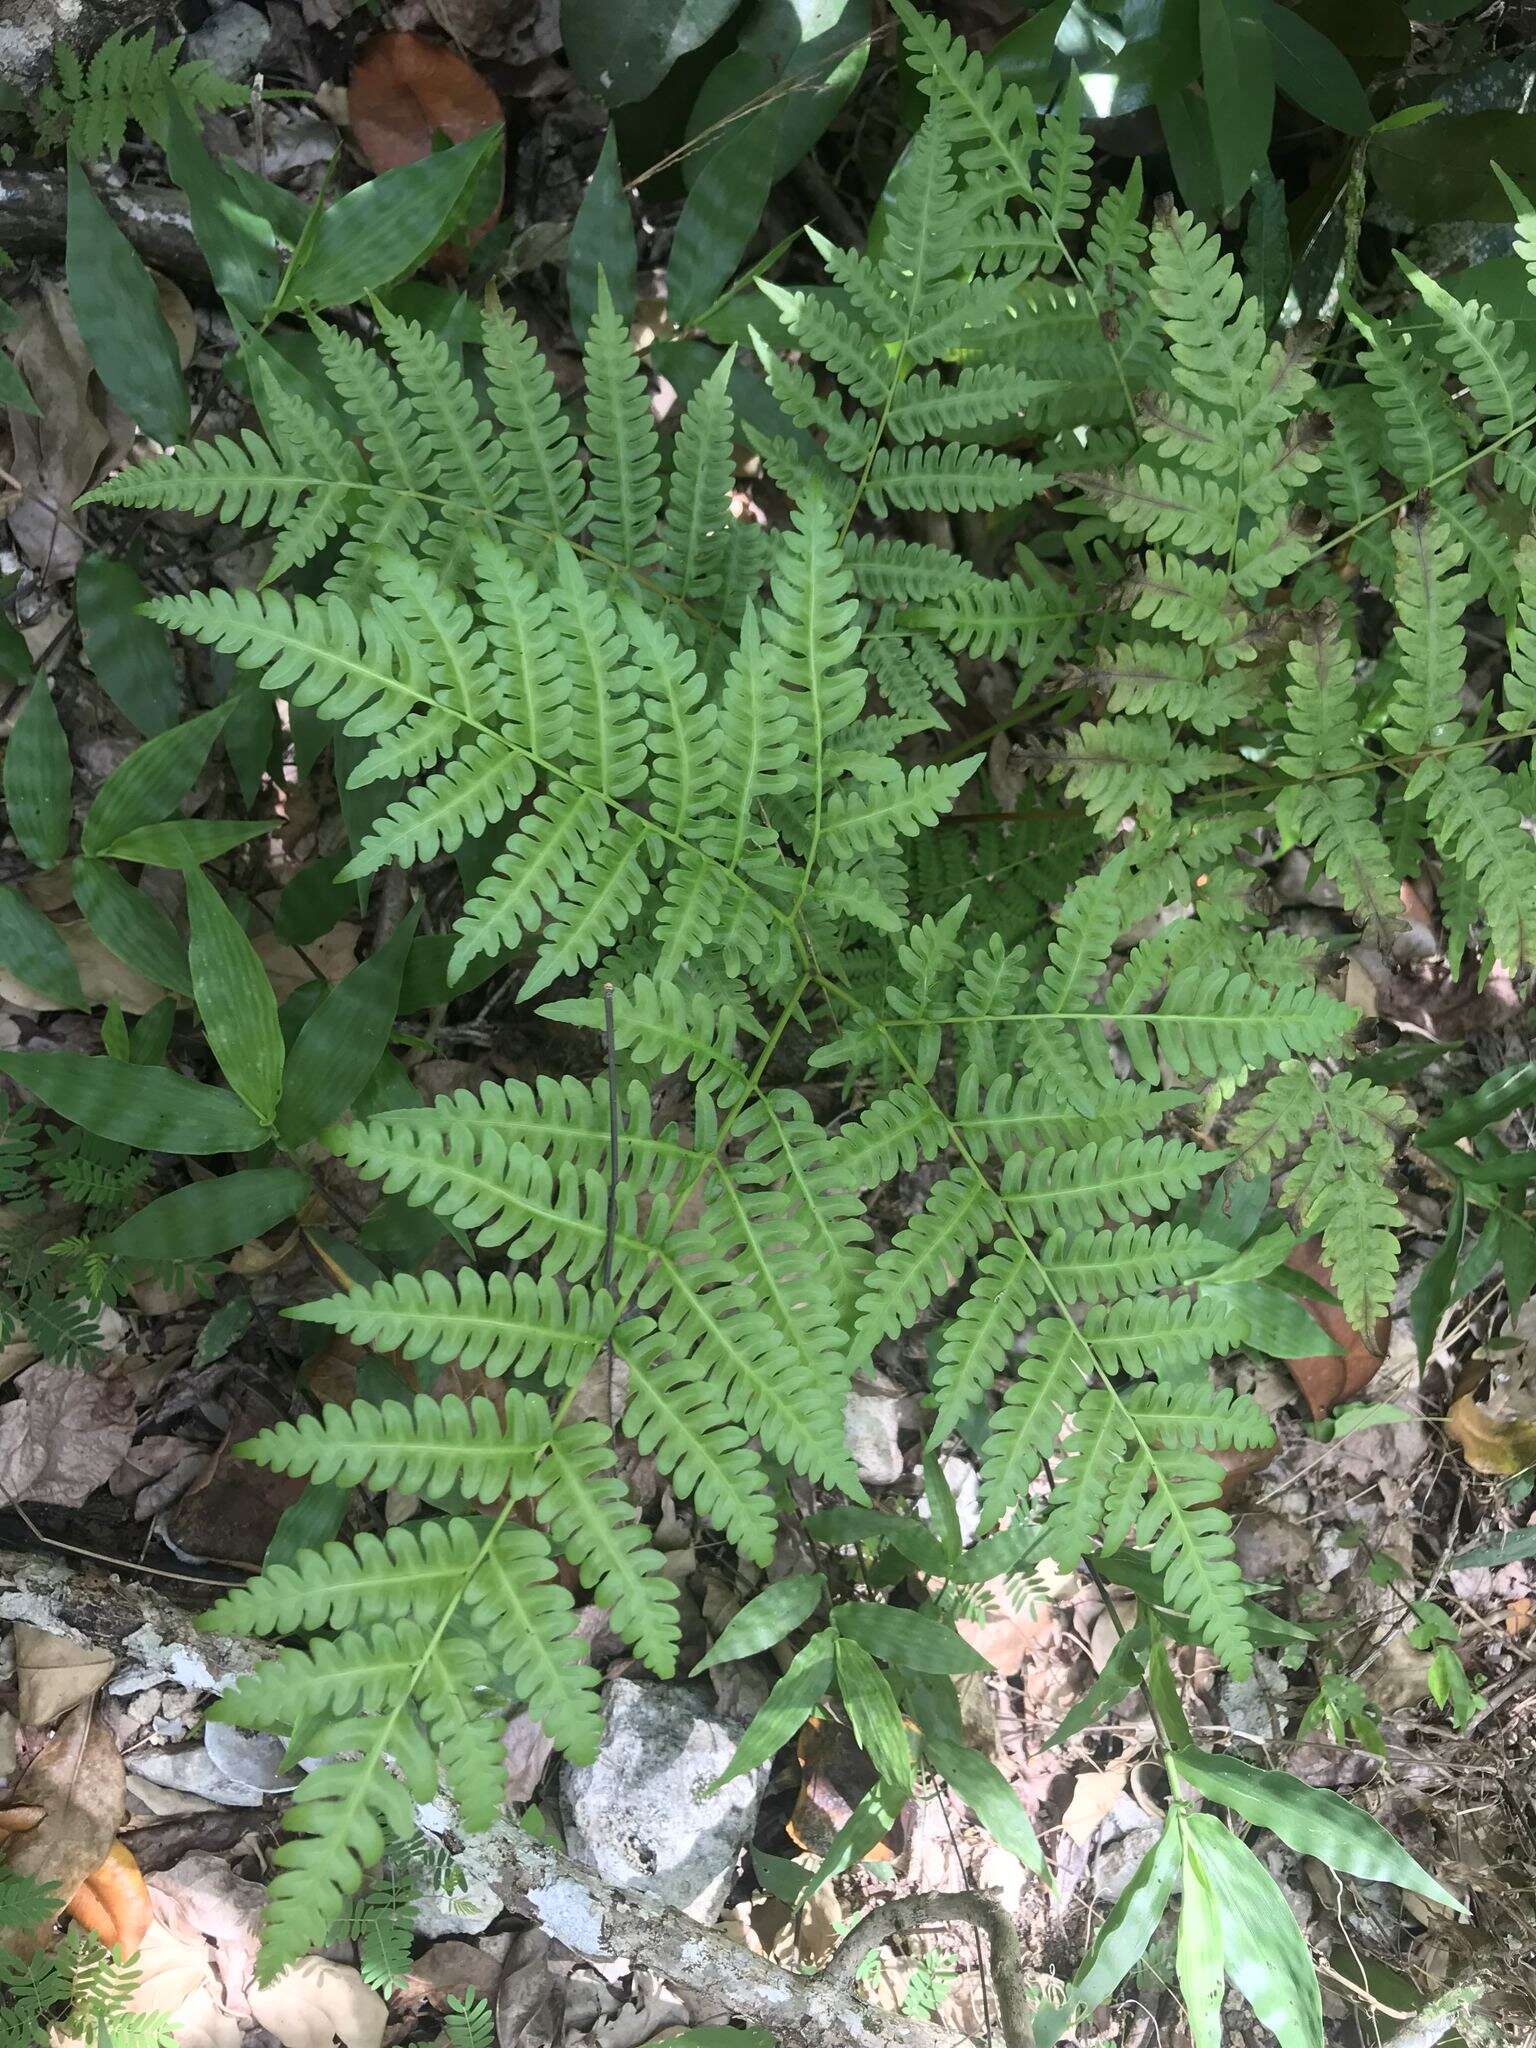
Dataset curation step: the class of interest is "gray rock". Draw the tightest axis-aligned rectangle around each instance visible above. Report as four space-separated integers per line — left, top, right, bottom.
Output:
560 1679 767 1923
1092 1823 1163 1906
186 2 270 80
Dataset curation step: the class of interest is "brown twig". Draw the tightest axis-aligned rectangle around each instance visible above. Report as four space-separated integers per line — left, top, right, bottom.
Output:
824 1891 1032 2048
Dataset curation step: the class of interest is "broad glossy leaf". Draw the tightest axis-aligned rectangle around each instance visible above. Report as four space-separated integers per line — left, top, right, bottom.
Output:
1171 1748 1462 1910
1449 1526 1536 1570
1198 0 1272 212
568 127 635 340
72 857 192 997
106 1167 310 1260
279 126 503 310
690 1571 825 1674
1036 1818 1179 2046
831 1601 990 1675
186 868 284 1125
75 556 180 737
834 1635 912 1791
131 998 176 1065
276 904 420 1146
66 157 189 444
712 1629 834 1786
81 701 234 856
561 0 747 106
1175 1818 1225 2048
98 820 269 868
1371 111 1536 224
924 1733 1045 1876
0 886 84 1008
1181 1814 1322 2048
3 682 71 869
0 1050 269 1154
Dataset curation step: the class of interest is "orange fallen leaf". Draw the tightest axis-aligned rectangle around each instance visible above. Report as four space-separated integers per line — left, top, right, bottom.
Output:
66 1840 153 1957
1282 1237 1390 1420
348 32 502 265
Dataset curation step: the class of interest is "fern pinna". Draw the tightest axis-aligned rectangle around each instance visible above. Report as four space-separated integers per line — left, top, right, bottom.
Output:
85 0 1532 1971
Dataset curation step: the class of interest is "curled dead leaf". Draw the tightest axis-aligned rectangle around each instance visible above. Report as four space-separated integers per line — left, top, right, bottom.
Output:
66 1839 153 1957
1282 1237 1390 1420
1214 1440 1278 1504
1447 1360 1536 1476
0 1705 124 1953
15 1624 115 1725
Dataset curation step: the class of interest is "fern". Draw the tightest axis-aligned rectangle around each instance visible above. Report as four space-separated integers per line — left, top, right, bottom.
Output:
34 28 247 159
78 0 1514 1974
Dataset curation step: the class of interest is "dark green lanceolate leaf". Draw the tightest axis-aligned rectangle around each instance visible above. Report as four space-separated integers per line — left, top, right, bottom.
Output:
806 1778 904 1893
75 556 180 737
105 1167 310 1261
163 100 281 324
65 158 189 445
1035 1819 1179 2046
561 0 747 106
1449 1526 1536 1570
1179 1814 1322 2048
0 887 84 1008
1175 1819 1225 2048
668 102 782 324
1255 0 1372 133
1170 1747 1462 1911
1198 0 1272 213
1411 1183 1464 1368
81 700 235 856
924 1733 1045 1876
690 1572 825 1674
712 1630 835 1787
131 998 176 1065
833 1635 912 1792
1422 1061 1536 1146
568 129 635 342
0 1051 270 1154
1499 1208 1536 1316
805 1504 950 1576
276 905 420 1147
3 682 71 869
1212 1277 1338 1359
186 868 284 1126
72 857 192 997
278 128 504 311
263 1478 351 1571
1242 172 1290 331
96 819 269 868
830 1601 990 1675
690 0 869 189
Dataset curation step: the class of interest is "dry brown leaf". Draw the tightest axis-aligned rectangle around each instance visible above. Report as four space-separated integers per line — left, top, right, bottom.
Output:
1281 1237 1390 1419
249 1956 388 2048
349 32 502 171
1446 1383 1536 1475
66 1839 153 1956
15 1625 115 1725
347 32 502 262
1061 1762 1130 1847
255 924 358 999
0 1704 124 1945
0 1362 137 1508
4 284 133 579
